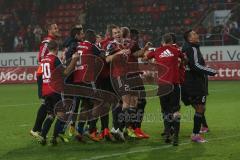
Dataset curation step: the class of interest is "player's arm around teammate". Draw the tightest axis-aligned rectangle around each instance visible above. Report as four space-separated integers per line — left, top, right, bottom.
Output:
39 40 79 145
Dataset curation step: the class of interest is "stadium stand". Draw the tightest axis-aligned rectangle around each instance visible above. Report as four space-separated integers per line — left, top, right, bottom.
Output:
0 0 239 52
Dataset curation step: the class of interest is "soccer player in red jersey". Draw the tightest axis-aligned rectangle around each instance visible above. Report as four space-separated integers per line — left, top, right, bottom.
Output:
73 29 104 142
30 22 60 138
39 40 79 145
98 24 114 50
103 25 127 141
62 25 84 137
106 26 141 140
160 33 185 137
95 25 117 141
128 28 150 139
144 33 183 146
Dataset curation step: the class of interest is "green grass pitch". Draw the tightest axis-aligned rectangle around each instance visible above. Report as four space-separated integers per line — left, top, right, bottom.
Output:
0 81 240 160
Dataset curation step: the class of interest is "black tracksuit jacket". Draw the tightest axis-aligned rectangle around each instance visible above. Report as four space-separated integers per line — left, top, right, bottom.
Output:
181 42 217 96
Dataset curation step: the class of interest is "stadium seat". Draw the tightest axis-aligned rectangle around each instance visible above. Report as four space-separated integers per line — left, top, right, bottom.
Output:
58 4 64 10
159 4 167 12
76 4 84 9
71 3 77 9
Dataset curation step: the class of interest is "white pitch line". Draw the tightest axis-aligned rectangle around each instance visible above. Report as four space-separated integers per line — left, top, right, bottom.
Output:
0 103 39 108
18 124 30 127
82 134 240 160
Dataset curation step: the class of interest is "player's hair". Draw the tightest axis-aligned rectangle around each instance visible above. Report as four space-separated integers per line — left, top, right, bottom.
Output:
169 32 177 43
183 29 193 42
45 21 57 32
96 34 102 39
108 24 119 38
162 33 173 44
130 28 139 40
70 27 82 38
121 27 130 38
106 24 112 34
130 29 139 36
48 40 58 51
71 24 83 30
85 29 96 43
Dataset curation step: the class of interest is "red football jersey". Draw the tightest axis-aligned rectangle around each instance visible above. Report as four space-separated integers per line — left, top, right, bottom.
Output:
73 41 101 83
99 37 112 51
41 54 63 96
128 40 142 77
38 35 55 62
98 38 112 80
106 40 128 78
171 43 186 84
37 35 56 77
147 45 182 84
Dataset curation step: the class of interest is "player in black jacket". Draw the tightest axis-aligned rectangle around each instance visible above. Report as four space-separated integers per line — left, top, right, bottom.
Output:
181 30 217 143
62 25 85 137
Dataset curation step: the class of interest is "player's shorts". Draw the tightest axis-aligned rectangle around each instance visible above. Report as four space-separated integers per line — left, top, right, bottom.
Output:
112 75 130 97
160 84 180 114
182 95 207 106
44 93 62 115
129 75 146 99
72 81 97 98
97 76 114 92
128 74 144 89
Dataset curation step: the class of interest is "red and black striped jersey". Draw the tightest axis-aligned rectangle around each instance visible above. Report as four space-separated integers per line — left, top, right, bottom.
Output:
36 35 56 77
106 40 128 78
73 41 102 83
38 35 56 62
41 53 62 96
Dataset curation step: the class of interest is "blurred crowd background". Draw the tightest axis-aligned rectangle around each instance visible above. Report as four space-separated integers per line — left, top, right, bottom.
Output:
0 0 239 52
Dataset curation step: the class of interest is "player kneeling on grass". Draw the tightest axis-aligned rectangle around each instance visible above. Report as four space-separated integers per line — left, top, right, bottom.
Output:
38 40 79 145
143 33 183 146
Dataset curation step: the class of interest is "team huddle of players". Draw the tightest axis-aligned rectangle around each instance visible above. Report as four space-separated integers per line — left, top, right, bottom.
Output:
30 22 217 147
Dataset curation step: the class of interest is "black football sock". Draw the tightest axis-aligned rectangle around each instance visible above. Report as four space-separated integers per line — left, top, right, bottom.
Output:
71 96 80 127
88 119 98 133
193 112 203 134
53 119 65 138
118 108 127 132
77 121 85 135
173 116 180 137
32 103 47 132
201 114 208 128
127 107 137 128
164 120 172 143
112 103 122 129
164 113 172 137
101 114 109 131
41 115 55 138
135 99 146 128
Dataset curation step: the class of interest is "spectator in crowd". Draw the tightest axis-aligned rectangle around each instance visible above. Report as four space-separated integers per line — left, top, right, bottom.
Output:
33 25 43 49
24 25 35 51
0 0 240 52
0 37 3 52
13 32 24 52
77 9 86 25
